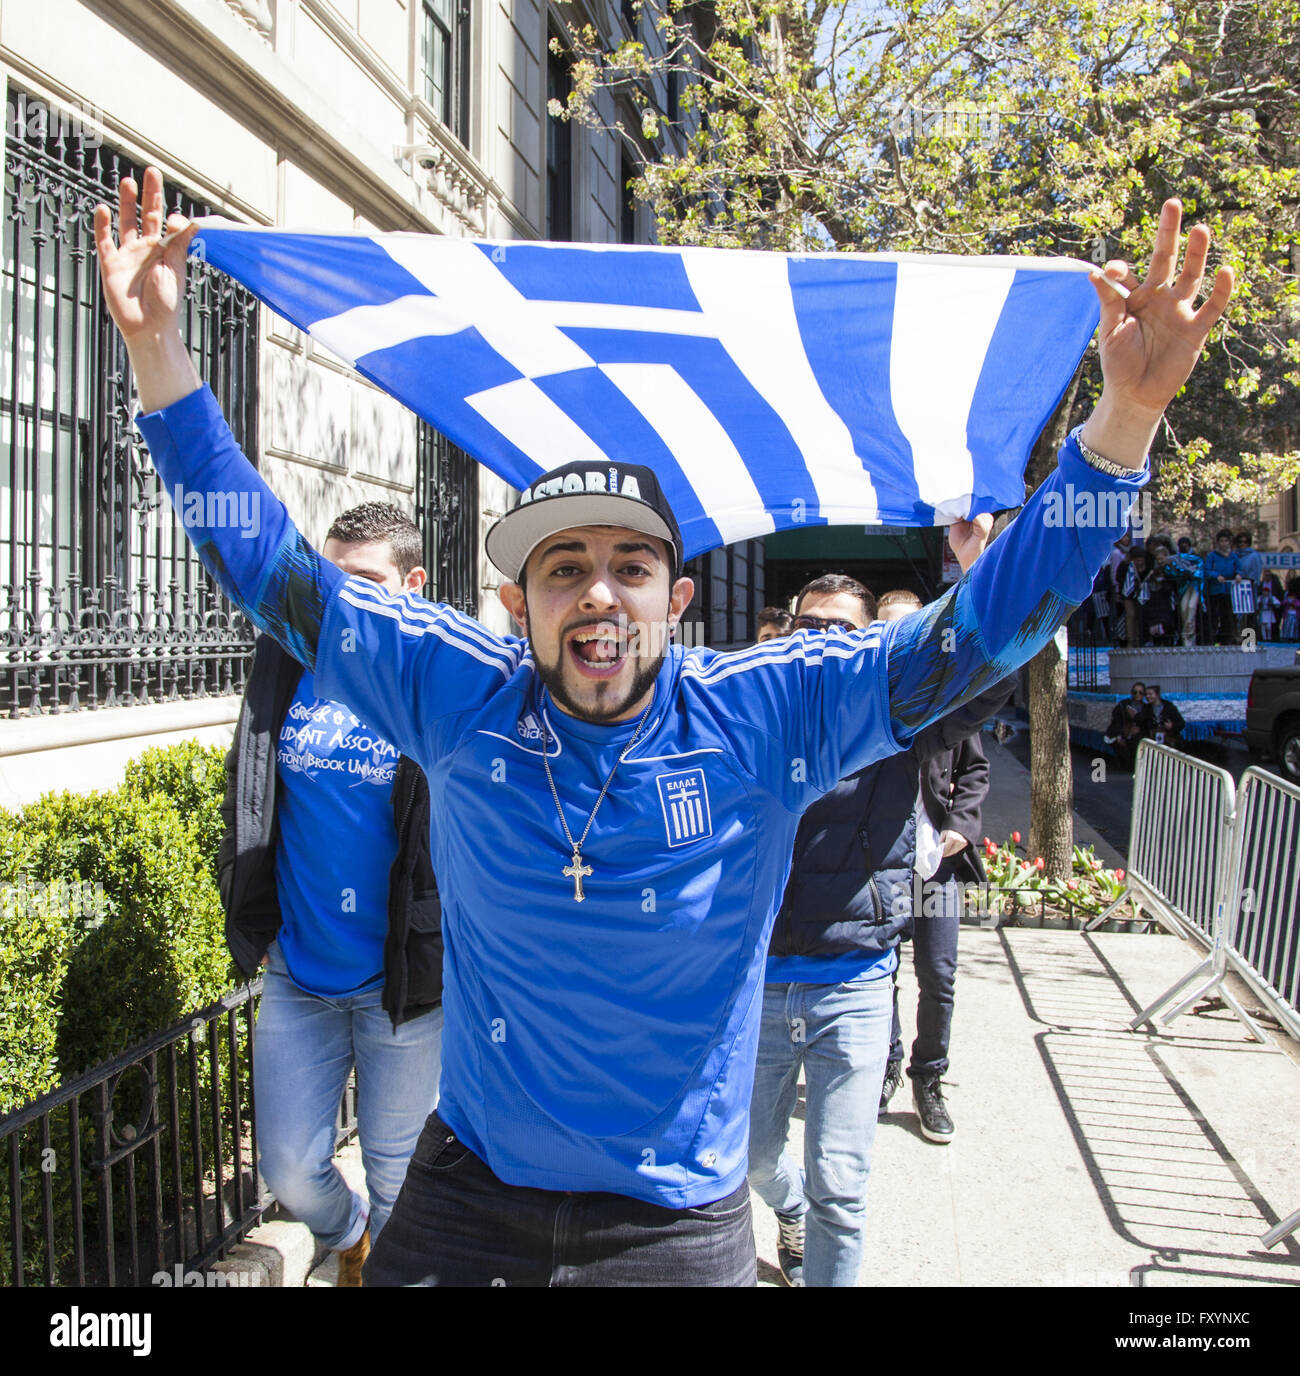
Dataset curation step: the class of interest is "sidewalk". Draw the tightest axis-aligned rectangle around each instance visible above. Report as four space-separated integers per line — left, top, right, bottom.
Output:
748 739 1300 1287
752 925 1300 1286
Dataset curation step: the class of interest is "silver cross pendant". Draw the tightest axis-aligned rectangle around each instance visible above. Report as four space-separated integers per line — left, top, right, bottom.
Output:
563 849 593 902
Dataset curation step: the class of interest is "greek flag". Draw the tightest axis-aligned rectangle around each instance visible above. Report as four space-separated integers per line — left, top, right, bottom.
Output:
189 225 1100 559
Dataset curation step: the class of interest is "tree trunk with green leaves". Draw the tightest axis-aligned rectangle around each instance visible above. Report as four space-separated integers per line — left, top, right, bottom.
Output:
560 0 1300 868
562 1 1300 514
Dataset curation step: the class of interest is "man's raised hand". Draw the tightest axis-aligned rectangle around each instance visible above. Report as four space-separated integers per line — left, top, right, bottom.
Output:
1081 198 1234 468
949 512 994 575
94 166 202 412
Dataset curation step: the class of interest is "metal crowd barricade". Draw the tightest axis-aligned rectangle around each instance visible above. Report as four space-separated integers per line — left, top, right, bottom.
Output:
1115 743 1267 1041
1114 762 1300 1247
1230 768 1300 1250
1086 740 1237 947
1221 769 1300 1043
1129 765 1300 1047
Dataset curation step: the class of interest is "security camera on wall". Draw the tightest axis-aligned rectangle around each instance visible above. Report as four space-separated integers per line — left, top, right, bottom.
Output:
394 143 442 172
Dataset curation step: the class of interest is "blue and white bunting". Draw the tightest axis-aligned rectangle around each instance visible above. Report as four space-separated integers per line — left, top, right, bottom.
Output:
188 225 1100 558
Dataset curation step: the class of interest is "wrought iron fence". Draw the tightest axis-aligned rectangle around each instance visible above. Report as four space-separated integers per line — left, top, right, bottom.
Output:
0 980 359 1287
1 100 261 716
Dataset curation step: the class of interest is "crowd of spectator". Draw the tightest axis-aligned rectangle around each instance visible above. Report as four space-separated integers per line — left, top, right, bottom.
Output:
1077 528 1300 648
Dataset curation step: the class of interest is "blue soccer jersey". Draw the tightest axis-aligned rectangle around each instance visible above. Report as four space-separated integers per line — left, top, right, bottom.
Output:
138 385 1145 1206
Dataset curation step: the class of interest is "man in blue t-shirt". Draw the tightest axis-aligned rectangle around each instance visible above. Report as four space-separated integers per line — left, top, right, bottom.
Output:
218 502 444 1285
96 169 1230 1286
1203 529 1239 644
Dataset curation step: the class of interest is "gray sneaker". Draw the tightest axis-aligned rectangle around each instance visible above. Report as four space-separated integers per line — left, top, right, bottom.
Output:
774 1209 805 1286
913 1073 954 1142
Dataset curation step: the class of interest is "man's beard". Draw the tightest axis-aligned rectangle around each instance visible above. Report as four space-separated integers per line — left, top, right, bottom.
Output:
531 626 666 724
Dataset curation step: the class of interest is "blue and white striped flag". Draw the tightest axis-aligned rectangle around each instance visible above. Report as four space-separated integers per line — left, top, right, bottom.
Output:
188 226 1100 559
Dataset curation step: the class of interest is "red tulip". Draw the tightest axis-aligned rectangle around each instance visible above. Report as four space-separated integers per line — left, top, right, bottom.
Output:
1011 831 1021 844
1066 879 1078 890
1115 867 1126 881
1034 857 1045 870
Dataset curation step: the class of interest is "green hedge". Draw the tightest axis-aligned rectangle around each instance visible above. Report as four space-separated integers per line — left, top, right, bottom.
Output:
0 740 244 1285
0 740 236 1112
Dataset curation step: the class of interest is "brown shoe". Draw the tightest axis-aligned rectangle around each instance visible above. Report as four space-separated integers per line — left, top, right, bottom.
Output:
335 1225 370 1288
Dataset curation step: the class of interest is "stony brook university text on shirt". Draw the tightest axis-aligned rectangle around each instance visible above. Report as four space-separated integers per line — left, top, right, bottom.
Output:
277 696 399 786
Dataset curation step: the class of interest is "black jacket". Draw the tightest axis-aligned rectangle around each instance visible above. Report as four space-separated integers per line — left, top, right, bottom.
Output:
1145 697 1185 739
1106 698 1151 740
218 636 443 1029
769 681 1010 961
920 732 991 888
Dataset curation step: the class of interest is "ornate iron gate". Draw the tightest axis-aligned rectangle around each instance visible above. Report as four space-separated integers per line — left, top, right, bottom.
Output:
1 98 259 716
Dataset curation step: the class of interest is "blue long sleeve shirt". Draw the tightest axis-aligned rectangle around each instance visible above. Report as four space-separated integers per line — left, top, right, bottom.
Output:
137 386 1145 1206
1204 549 1239 590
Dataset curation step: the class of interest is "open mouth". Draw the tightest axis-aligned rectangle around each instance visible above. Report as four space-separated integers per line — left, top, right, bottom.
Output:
567 624 628 677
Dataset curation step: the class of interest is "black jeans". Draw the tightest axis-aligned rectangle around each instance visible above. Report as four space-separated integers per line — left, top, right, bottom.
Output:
363 1111 757 1287
888 869 961 1078
1208 593 1237 645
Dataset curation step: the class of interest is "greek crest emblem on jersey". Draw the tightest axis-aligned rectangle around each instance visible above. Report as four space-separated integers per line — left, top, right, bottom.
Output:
656 768 713 847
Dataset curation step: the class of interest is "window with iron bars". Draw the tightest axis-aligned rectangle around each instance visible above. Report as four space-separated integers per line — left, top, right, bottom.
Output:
0 105 260 717
1282 480 1299 538
546 30 574 242
416 422 479 618
1 100 481 715
681 538 766 648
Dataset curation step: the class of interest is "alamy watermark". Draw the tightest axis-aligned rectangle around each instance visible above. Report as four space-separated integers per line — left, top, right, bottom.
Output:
1 875 109 927
136 483 262 540
888 102 1002 149
1041 485 1153 536
170 483 261 539
152 1263 265 1287
7 93 104 149
50 1308 150 1356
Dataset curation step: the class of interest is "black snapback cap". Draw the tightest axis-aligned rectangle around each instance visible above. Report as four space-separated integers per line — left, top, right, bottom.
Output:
486 460 683 582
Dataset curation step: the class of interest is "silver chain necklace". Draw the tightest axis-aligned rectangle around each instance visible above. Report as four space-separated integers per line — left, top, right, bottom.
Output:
540 699 654 902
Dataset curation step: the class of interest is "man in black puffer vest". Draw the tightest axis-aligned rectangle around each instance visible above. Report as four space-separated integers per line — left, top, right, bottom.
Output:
748 548 1010 1288
220 502 444 1285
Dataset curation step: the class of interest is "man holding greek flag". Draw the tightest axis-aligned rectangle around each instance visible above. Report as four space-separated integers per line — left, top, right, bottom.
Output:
95 169 1230 1286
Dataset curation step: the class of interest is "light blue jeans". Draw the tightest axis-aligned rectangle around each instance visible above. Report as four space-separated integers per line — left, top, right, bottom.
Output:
747 973 893 1287
254 941 443 1249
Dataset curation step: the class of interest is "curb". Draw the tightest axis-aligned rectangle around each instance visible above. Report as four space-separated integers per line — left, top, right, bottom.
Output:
208 1140 366 1287
208 1209 320 1289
